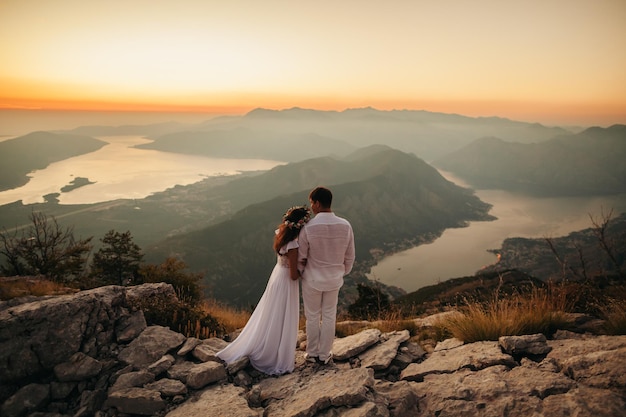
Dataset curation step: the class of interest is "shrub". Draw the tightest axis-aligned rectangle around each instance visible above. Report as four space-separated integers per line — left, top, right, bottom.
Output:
129 293 224 339
140 257 204 306
347 283 391 320
0 212 92 283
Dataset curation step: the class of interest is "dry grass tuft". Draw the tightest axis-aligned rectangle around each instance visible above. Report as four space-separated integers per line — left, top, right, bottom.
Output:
202 298 251 334
600 299 626 335
335 321 371 338
0 277 77 300
336 307 420 338
436 283 573 343
370 308 420 335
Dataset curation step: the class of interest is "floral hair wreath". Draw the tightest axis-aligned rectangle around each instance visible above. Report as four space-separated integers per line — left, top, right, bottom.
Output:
283 205 312 230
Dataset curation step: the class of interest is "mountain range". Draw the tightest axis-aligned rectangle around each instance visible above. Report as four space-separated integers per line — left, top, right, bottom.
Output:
433 124 626 195
65 107 570 162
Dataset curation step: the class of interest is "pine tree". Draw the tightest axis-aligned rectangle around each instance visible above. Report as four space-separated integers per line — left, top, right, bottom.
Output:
91 230 143 286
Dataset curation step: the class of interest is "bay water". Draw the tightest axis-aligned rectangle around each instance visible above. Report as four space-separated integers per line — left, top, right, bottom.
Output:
0 135 284 205
367 171 626 292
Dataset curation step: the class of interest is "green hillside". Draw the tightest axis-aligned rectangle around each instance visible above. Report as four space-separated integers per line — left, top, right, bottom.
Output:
147 146 495 307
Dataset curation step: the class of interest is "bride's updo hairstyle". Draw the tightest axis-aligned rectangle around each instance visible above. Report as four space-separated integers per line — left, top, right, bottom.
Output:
273 205 311 254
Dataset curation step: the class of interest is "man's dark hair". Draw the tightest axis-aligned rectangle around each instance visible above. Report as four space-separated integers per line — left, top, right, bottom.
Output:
309 186 332 208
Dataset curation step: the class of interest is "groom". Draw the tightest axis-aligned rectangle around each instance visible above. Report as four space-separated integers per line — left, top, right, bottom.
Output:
298 186 355 365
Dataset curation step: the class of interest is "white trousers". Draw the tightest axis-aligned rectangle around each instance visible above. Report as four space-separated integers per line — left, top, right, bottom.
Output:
301 279 340 361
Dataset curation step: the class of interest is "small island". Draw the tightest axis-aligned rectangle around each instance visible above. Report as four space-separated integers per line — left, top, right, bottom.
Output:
60 177 95 193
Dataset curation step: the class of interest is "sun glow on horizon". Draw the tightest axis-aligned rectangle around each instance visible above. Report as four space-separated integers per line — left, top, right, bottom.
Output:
1 0 625 127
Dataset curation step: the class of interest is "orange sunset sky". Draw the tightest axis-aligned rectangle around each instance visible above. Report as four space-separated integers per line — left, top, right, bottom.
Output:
1 0 625 127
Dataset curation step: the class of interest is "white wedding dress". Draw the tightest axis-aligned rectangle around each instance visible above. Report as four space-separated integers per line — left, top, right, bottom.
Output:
216 239 300 375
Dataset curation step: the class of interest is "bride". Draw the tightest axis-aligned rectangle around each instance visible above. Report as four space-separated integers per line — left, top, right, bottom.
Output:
216 205 311 375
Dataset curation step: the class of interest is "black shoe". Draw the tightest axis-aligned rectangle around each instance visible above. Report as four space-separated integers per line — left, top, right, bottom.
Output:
317 353 333 365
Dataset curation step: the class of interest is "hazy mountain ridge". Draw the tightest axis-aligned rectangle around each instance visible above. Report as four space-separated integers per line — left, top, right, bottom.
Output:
433 125 626 195
146 147 494 308
135 127 356 162
64 107 570 162
64 121 195 136
0 131 107 192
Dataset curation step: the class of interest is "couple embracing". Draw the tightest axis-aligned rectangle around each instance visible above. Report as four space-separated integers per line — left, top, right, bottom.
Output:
217 186 356 375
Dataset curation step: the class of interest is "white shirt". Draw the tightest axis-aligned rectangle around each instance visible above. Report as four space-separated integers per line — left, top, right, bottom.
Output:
298 212 355 291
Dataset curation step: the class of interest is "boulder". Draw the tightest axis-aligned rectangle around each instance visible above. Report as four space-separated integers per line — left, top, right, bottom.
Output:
373 380 420 417
1 383 50 417
400 340 517 382
118 325 186 368
167 360 196 383
53 352 103 382
147 354 176 376
255 367 375 416
145 378 188 397
394 341 426 369
165 384 261 417
499 333 552 357
191 337 229 362
104 387 166 415
186 361 228 389
115 310 147 343
225 356 251 375
109 370 155 393
177 337 202 356
0 283 174 385
359 330 410 371
332 328 381 360
0 286 126 382
561 347 626 395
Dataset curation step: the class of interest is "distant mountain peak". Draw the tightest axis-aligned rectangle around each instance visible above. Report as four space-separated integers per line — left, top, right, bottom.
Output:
343 144 395 161
245 107 335 119
582 124 626 136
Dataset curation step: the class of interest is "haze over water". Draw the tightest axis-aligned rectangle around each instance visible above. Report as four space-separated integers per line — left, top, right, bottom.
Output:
0 135 283 206
368 172 626 293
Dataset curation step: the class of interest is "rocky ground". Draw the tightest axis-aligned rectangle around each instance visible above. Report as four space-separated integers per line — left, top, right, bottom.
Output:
1 283 625 417
166 328 626 417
